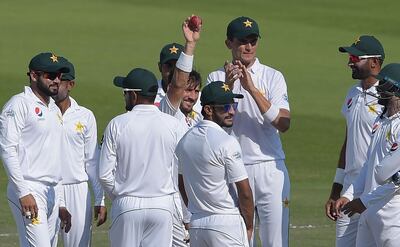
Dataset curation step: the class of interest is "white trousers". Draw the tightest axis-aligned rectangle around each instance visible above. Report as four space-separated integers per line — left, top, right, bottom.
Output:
109 196 174 247
172 192 189 247
57 182 92 247
7 181 60 247
335 213 359 247
356 194 400 247
245 160 290 247
189 214 249 247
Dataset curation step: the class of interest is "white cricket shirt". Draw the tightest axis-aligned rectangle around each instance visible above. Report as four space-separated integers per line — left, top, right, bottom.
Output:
0 86 63 198
207 58 290 164
341 82 382 186
99 104 185 199
343 113 400 206
59 97 104 205
175 120 248 216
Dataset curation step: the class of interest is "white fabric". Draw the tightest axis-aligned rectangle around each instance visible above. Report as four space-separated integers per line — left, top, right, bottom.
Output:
342 112 400 205
375 147 400 184
58 182 92 247
207 58 290 163
334 168 345 185
7 181 61 247
335 213 359 247
110 196 173 247
190 214 249 247
99 104 185 199
340 82 382 189
0 86 63 198
176 52 193 73
245 160 290 247
59 97 104 206
176 120 248 216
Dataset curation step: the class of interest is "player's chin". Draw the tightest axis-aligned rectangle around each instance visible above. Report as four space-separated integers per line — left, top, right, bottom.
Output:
223 118 234 127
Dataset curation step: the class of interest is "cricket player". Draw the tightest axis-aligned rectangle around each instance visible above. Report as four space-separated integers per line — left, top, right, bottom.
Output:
156 16 202 246
99 68 186 247
207 16 290 247
52 59 107 246
335 63 400 247
324 35 384 247
176 81 254 247
0 52 70 247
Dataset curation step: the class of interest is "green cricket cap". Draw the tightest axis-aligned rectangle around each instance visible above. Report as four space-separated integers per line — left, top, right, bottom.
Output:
60 58 75 81
339 35 385 60
201 81 244 106
29 52 70 73
375 63 400 96
113 68 158 97
227 16 260 40
159 43 184 65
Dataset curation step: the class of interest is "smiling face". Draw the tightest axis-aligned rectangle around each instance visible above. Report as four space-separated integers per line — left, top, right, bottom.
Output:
226 34 259 67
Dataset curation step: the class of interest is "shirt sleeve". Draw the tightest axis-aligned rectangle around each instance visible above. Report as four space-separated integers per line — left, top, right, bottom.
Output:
360 182 399 208
84 112 105 206
268 71 290 111
342 161 368 201
98 120 117 200
0 97 31 198
223 137 248 183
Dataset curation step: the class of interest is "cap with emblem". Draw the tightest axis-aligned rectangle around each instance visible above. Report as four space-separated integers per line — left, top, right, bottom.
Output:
60 59 75 81
113 68 158 97
29 52 70 73
375 63 400 97
339 35 385 60
159 43 184 65
227 16 260 40
201 81 244 105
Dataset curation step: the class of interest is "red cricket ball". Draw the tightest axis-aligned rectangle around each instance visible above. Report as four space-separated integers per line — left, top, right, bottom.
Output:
188 15 202 32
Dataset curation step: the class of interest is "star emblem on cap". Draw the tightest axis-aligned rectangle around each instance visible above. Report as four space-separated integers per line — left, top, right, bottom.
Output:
354 37 361 45
50 54 58 63
221 83 230 92
243 19 253 28
169 45 179 54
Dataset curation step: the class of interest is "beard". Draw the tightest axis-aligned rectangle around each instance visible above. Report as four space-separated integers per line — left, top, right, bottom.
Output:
352 66 370 80
37 78 58 96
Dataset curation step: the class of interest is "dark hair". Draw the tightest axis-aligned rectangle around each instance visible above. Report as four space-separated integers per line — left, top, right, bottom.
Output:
167 69 202 87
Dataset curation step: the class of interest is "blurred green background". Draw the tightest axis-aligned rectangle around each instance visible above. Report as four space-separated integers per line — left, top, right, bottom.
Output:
1 0 399 246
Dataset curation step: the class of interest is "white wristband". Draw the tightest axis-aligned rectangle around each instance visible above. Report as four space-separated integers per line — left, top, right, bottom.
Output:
333 168 345 185
176 52 193 73
262 104 280 122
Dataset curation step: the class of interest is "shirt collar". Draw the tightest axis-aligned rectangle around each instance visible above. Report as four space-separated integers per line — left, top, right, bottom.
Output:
198 119 224 130
248 58 261 74
131 104 159 112
24 86 56 107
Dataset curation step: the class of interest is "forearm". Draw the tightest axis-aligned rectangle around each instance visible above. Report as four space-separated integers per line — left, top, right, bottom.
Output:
239 194 254 231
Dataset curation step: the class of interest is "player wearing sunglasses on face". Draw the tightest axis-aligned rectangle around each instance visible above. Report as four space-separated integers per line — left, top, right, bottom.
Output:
325 35 385 247
176 81 254 247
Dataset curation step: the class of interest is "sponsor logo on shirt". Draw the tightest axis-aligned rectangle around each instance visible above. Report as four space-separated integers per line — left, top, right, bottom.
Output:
347 98 353 109
34 107 43 117
283 93 289 102
232 151 241 160
5 109 14 117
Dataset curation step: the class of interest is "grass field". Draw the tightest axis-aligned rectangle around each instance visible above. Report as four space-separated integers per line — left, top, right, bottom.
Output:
1 0 400 246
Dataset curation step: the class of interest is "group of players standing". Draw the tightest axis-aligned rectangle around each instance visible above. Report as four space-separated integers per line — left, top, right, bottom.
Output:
325 36 400 247
1 15 293 247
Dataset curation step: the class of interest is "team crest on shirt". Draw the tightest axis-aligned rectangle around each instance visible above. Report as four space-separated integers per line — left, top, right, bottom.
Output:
31 217 40 225
346 98 353 109
390 143 398 152
75 121 84 133
372 123 379 134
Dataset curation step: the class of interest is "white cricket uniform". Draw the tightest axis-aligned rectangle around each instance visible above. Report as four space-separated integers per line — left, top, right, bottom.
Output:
207 58 290 247
56 97 105 247
159 95 201 246
336 82 382 247
342 112 400 247
176 120 249 247
99 104 185 247
0 86 63 247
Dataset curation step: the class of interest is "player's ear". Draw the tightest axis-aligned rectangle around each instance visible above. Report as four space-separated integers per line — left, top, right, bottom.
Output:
203 105 213 118
68 80 75 90
225 39 232 49
158 62 162 73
